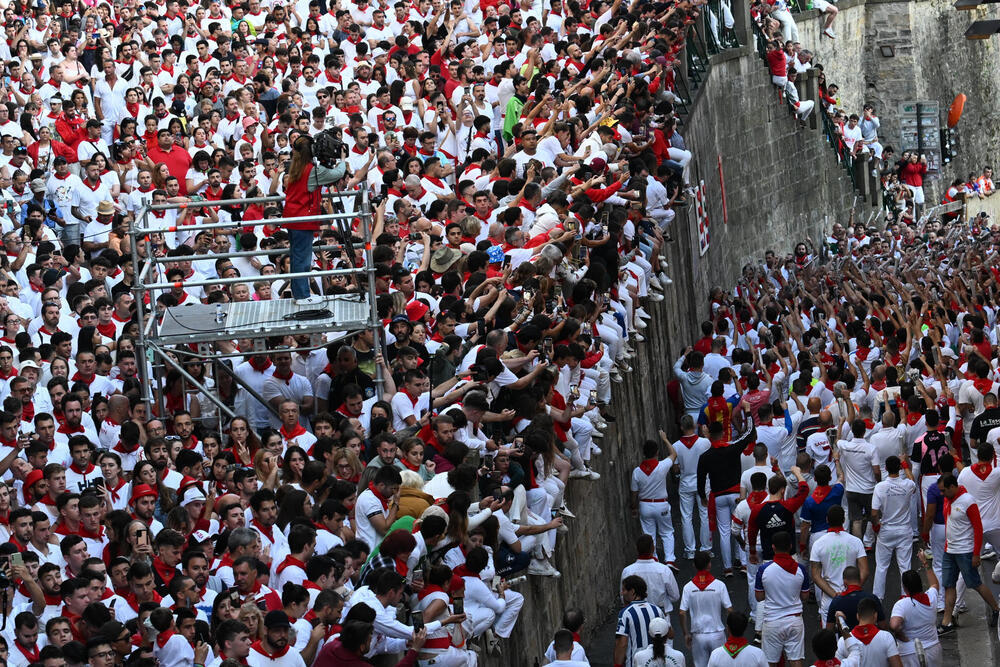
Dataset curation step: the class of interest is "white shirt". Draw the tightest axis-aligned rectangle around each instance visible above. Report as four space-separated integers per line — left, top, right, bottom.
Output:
889 588 940 656
246 643 307 667
838 437 879 493
755 559 808 621
621 558 680 614
707 643 768 667
631 458 673 501
945 489 982 553
809 530 865 594
354 487 390 550
838 627 898 667
679 577 731 634
871 475 917 530
673 436 711 492
869 425 905 477
633 644 686 667
390 389 430 431
957 462 1000 531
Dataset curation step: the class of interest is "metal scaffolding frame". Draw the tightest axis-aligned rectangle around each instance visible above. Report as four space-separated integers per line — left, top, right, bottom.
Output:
128 189 383 430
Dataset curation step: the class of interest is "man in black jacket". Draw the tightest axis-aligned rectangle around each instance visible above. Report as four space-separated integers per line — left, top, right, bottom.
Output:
697 420 756 577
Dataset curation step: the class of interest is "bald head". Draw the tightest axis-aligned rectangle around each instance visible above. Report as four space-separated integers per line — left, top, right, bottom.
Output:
818 410 832 427
807 397 822 414
108 394 130 419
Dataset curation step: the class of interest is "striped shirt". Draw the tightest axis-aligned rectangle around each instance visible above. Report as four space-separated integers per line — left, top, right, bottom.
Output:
616 600 665 665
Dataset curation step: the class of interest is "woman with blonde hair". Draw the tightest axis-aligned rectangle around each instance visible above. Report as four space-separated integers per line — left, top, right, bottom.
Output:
332 447 364 484
397 469 434 519
239 603 265 640
253 448 280 490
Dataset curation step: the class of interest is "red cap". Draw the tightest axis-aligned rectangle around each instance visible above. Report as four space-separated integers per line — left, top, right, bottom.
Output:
405 299 429 322
131 483 158 501
23 469 43 503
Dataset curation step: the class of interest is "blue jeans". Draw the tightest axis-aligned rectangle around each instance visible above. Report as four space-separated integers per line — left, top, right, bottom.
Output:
288 228 315 299
942 551 982 588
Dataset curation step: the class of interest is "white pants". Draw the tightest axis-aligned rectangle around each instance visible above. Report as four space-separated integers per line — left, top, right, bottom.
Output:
692 630 726 667
794 100 815 119
417 647 477 667
771 8 799 42
680 489 711 558
746 561 760 618
466 590 524 639
874 528 913 599
906 184 925 205
714 493 738 570
639 500 675 562
901 643 943 667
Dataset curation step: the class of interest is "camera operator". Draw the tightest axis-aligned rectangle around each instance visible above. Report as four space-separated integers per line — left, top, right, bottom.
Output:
283 134 347 306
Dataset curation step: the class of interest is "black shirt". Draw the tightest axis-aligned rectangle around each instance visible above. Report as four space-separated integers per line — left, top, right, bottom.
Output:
970 407 1000 444
697 426 757 499
826 589 885 628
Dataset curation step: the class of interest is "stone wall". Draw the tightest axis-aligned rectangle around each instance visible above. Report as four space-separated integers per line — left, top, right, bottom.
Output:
484 1 1000 662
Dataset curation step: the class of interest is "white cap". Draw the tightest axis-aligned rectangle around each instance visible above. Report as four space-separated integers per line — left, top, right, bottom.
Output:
648 618 670 638
179 484 207 507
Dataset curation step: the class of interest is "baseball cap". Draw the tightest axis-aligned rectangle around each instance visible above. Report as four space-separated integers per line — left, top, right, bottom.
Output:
648 618 670 638
30 178 46 193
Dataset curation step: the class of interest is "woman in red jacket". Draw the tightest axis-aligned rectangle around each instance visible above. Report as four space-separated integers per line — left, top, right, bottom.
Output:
283 135 346 305
900 151 929 210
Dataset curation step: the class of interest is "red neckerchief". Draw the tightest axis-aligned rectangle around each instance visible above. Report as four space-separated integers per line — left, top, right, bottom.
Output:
82 178 102 192
772 553 799 575
723 636 749 659
182 436 199 451
813 661 841 667
250 639 290 659
251 518 274 542
417 583 446 600
21 400 33 423
368 483 390 510
748 490 768 506
70 462 95 475
678 434 699 448
57 423 85 435
638 458 659 476
275 555 305 576
125 590 162 611
971 462 993 481
107 477 128 503
336 402 362 418
155 629 175 648
855 347 870 361
248 357 272 373
839 584 862 596
453 563 478 580
13 639 39 663
77 523 104 539
113 440 141 454
272 368 293 385
974 377 994 394
152 556 177 585
691 569 716 590
399 457 420 471
906 412 922 426
902 591 931 606
280 423 307 440
850 623 879 645
811 484 833 504
96 321 117 338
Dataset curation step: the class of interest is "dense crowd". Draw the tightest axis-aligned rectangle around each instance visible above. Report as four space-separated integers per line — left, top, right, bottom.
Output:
0 0 702 665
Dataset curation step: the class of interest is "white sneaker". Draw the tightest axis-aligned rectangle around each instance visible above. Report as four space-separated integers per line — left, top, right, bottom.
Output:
618 362 633 373
824 27 836 39
557 505 576 518
634 319 648 330
636 308 652 320
569 468 592 479
591 430 604 439
587 469 601 480
984 546 998 559
649 277 663 291
632 332 646 342
993 561 1000 584
647 292 665 302
610 372 624 383
528 559 561 578
658 256 668 263
295 295 326 306
659 274 674 286
591 445 603 455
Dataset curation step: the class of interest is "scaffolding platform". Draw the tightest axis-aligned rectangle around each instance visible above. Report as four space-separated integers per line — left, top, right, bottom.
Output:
130 189 384 427
157 295 371 345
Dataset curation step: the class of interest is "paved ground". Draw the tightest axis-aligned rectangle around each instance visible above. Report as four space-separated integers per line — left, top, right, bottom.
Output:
585 528 1000 666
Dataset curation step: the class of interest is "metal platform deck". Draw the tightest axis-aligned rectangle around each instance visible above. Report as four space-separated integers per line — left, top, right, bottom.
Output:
156 295 371 345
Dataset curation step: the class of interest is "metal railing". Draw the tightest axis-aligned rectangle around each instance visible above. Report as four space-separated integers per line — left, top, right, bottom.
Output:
129 188 384 422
